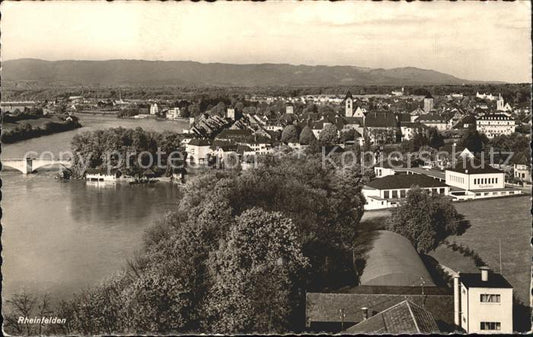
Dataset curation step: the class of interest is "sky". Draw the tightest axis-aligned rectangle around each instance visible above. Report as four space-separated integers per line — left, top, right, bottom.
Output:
1 1 531 83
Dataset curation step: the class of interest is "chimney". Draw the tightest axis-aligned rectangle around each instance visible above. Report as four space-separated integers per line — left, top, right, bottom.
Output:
480 266 490 282
361 307 369 321
453 273 461 327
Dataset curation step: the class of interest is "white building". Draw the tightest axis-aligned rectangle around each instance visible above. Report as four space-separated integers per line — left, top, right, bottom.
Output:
445 158 521 199
150 103 159 115
513 163 531 183
166 107 181 120
226 108 236 120
185 139 212 165
362 174 449 210
476 92 497 101
476 114 515 139
416 114 451 131
454 267 513 334
286 105 294 114
423 94 434 113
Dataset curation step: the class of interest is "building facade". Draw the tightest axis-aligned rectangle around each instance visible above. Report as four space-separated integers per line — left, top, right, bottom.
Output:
476 114 515 138
185 139 212 165
513 163 531 183
362 174 449 210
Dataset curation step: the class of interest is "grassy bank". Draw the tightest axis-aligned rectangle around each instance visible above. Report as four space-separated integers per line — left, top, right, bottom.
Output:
430 196 531 305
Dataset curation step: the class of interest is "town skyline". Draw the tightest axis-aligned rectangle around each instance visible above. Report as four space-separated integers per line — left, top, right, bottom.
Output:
1 1 531 83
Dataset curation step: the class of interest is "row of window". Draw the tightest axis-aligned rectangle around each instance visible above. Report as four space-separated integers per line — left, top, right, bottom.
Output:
474 177 498 185
480 322 501 331
450 175 465 184
382 187 445 199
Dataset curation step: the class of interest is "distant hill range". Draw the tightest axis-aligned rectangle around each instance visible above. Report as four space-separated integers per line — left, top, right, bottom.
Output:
3 58 481 88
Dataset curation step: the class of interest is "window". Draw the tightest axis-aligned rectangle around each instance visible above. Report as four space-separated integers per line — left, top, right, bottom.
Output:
391 190 398 198
384 191 390 199
480 322 501 331
480 294 501 303
400 190 406 198
439 188 445 194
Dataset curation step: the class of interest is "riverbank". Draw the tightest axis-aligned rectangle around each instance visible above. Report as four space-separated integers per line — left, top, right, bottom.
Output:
1 116 82 144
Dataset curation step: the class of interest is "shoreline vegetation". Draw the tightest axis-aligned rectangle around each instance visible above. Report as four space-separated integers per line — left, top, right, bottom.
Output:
2 110 82 144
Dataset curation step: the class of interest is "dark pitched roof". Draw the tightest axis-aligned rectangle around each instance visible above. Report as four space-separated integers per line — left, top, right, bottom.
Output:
460 272 512 289
417 114 449 123
344 300 439 334
216 128 253 139
344 117 364 125
365 174 447 190
188 138 212 146
447 157 503 174
365 112 399 128
345 91 353 99
211 140 238 151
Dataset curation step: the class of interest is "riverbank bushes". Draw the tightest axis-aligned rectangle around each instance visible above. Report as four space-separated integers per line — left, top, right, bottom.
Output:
3 153 366 335
1 116 82 143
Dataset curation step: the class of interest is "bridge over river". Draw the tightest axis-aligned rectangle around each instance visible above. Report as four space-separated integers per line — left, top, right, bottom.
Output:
2 158 72 174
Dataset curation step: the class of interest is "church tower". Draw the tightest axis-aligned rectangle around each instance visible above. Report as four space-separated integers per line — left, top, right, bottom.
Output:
423 93 434 113
497 94 505 111
345 91 353 117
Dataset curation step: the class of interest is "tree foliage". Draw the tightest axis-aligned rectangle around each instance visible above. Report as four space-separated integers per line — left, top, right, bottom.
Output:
319 124 338 145
280 124 299 143
298 126 316 145
205 208 308 333
387 187 469 253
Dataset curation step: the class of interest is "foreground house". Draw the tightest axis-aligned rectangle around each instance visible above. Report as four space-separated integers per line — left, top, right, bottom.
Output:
454 267 513 333
362 174 449 210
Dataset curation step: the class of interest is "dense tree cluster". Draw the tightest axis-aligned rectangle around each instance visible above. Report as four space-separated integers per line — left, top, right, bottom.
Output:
387 188 469 253
70 127 184 178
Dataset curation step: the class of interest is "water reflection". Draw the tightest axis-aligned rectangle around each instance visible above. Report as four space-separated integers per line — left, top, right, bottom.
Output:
2 170 180 300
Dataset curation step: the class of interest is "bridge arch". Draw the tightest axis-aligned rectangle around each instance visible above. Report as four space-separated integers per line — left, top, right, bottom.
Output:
2 158 71 174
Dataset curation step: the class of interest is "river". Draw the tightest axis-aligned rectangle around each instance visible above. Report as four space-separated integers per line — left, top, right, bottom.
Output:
1 115 188 300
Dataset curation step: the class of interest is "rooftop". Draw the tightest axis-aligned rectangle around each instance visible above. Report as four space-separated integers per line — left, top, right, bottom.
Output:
359 230 435 287
404 168 446 180
417 114 449 123
344 300 439 334
306 291 454 331
460 272 513 289
447 157 503 174
365 174 447 190
188 138 212 146
365 111 399 128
